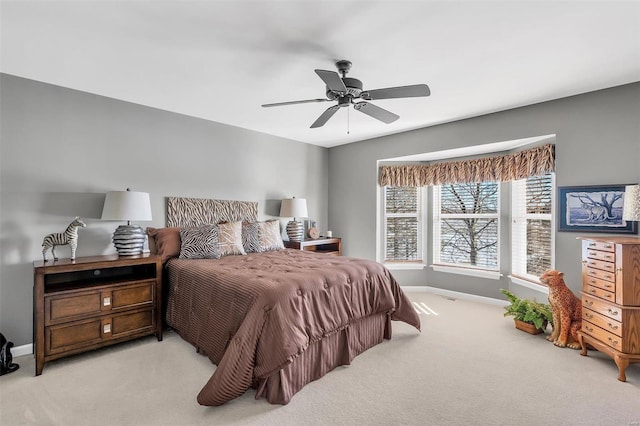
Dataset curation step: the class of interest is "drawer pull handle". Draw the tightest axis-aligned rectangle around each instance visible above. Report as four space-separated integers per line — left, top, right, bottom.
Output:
103 297 111 306
604 275 612 280
589 279 596 285
604 255 612 259
585 326 594 332
585 300 593 306
607 323 619 331
590 289 596 294
604 284 612 288
589 271 596 276
608 308 619 316
588 261 596 266
588 242 596 247
604 245 613 249
103 324 111 334
585 313 593 319
607 337 618 345
588 251 596 256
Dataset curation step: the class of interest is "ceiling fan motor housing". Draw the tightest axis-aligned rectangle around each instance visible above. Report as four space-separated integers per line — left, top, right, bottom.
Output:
326 77 363 101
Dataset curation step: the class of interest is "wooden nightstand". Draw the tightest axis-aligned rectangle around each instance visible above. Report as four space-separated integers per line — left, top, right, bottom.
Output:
284 237 342 256
33 254 163 375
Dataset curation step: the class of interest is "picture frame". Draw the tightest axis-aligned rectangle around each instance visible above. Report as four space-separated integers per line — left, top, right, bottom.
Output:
557 184 638 234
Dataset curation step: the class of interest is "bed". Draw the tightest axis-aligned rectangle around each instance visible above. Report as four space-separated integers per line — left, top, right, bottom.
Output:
149 197 420 406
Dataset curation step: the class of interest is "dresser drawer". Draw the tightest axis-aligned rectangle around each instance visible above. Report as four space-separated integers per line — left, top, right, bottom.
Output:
584 258 615 273
584 240 616 253
583 284 615 303
585 267 616 283
45 308 155 356
583 275 615 292
585 249 616 263
582 294 622 322
583 308 622 337
582 321 623 351
45 280 155 326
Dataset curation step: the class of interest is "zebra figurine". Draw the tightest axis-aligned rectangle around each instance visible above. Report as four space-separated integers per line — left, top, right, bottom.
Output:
42 216 87 262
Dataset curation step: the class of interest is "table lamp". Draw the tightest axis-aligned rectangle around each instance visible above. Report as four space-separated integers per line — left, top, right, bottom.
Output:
280 197 308 242
623 184 640 222
101 188 152 255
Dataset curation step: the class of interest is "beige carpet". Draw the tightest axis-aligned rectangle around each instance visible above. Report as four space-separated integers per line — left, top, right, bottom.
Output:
1 291 639 425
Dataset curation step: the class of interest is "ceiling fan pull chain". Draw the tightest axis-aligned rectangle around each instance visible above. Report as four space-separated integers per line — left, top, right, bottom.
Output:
347 107 350 134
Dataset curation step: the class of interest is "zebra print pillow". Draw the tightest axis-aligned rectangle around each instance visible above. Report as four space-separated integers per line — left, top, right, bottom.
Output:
241 220 284 253
242 221 261 253
179 225 219 259
217 221 246 257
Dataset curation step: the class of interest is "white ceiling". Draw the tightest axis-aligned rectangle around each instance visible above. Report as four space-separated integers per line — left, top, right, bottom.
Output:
2 1 639 148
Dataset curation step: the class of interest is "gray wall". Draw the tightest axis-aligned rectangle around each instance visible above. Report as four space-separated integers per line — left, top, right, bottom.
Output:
329 83 640 299
0 73 329 346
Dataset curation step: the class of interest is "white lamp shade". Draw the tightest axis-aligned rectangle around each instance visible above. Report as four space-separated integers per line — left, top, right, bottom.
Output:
280 198 308 218
623 185 640 221
101 191 152 221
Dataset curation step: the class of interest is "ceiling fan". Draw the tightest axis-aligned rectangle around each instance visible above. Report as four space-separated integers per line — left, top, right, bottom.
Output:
261 60 431 128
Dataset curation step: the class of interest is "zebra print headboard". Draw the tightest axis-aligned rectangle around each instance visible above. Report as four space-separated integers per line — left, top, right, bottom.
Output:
166 197 258 227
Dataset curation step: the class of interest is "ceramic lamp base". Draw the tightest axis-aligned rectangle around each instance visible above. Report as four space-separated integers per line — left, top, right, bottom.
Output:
112 224 146 255
286 220 304 242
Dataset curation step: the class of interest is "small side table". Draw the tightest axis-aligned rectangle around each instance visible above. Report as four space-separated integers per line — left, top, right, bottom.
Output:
284 237 342 256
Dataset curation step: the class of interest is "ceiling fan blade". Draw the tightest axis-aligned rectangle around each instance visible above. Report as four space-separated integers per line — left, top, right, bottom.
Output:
310 105 341 128
262 98 330 108
361 84 431 100
314 69 347 93
353 102 399 124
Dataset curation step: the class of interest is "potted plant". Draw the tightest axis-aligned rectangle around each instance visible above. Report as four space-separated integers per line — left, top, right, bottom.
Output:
500 288 553 335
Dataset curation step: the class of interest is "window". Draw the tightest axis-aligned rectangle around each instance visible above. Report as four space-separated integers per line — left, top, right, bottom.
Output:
433 182 500 270
512 173 555 281
383 186 423 263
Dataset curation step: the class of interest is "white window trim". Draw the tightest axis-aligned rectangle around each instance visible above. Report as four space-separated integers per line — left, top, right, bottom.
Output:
432 185 501 272
431 264 502 280
379 185 427 266
511 174 555 280
508 274 549 295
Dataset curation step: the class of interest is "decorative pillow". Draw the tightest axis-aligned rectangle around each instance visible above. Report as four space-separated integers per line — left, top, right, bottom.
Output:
146 227 181 263
217 221 246 257
179 225 219 259
242 221 261 253
258 220 285 252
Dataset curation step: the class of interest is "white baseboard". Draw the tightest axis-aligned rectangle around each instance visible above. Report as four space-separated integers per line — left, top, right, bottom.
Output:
401 285 508 307
12 343 33 358
11 287 502 355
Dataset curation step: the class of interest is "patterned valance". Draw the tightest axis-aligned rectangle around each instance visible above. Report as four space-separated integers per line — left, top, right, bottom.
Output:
378 144 555 187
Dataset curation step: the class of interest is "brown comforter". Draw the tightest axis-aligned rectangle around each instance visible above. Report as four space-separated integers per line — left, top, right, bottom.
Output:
166 249 420 406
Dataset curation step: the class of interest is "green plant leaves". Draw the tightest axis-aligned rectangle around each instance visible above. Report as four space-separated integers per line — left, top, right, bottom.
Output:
500 288 553 331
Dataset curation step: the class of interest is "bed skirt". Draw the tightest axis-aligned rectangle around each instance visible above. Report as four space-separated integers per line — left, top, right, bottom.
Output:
254 312 391 404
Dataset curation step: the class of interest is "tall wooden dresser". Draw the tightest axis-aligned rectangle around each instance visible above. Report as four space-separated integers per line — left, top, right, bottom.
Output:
577 236 640 381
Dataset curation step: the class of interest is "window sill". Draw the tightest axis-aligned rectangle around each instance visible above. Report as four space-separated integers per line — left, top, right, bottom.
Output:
430 264 502 280
385 263 427 271
508 275 549 295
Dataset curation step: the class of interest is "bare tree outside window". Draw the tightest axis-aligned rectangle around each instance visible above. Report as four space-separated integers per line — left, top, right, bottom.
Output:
436 182 499 269
384 186 422 262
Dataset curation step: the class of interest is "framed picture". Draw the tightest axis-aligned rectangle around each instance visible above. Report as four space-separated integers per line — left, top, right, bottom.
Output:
557 184 638 234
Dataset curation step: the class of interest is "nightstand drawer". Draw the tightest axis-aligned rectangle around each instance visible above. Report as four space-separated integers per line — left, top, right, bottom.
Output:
45 281 155 325
46 308 155 356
